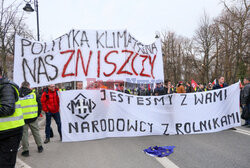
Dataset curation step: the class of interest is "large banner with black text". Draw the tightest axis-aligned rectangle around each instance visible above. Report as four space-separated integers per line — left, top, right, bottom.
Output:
59 82 240 142
14 29 163 87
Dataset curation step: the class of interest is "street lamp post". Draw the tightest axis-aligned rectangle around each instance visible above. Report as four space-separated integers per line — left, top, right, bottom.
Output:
155 31 160 39
23 0 40 41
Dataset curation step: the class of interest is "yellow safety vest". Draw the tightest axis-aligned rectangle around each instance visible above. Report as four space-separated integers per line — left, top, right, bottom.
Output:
0 85 24 131
19 91 38 120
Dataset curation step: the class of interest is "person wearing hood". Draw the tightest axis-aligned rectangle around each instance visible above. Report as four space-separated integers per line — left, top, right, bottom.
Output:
19 81 43 157
0 67 24 168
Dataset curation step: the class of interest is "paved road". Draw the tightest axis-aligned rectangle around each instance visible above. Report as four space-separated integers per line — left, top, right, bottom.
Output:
16 118 250 168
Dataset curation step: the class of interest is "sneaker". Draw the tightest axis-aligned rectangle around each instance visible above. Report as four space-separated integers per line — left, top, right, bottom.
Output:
44 138 50 144
38 146 43 153
21 150 29 157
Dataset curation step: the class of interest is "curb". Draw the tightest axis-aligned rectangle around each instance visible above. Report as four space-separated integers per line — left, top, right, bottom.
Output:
16 112 46 168
15 157 32 168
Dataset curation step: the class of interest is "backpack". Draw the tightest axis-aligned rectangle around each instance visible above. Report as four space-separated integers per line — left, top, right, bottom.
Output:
43 88 59 100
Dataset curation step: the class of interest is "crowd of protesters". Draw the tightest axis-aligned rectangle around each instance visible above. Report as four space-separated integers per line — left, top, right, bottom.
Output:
116 76 228 96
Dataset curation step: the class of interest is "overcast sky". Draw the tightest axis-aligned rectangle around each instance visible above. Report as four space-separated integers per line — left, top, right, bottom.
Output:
14 0 224 44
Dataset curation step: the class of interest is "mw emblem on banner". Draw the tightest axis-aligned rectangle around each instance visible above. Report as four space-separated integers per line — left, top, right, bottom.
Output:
67 93 96 120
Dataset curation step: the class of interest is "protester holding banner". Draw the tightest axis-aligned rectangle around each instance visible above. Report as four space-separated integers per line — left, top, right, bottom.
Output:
163 80 174 94
117 84 124 92
138 85 148 96
0 66 24 168
206 83 213 91
197 84 206 92
76 82 83 90
241 77 250 126
176 81 186 93
185 82 193 93
213 76 236 130
41 84 62 143
213 76 228 90
154 83 165 95
19 82 43 157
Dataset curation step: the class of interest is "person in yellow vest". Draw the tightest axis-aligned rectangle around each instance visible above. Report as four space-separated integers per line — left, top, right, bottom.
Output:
0 66 24 168
19 81 43 157
59 88 66 92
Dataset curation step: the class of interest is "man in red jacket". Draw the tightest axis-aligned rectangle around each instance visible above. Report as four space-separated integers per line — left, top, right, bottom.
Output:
41 84 61 143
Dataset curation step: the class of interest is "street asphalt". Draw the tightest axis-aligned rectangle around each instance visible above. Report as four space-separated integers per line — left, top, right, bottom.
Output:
16 115 250 168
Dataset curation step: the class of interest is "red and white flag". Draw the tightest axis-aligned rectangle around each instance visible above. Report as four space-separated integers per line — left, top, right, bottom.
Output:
148 84 151 91
212 79 217 85
191 79 198 90
239 80 243 88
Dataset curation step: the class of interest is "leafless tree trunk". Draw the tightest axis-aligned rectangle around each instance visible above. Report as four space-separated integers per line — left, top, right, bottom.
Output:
0 0 33 78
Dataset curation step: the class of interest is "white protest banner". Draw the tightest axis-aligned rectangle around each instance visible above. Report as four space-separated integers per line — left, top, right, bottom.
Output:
59 82 240 142
14 29 164 87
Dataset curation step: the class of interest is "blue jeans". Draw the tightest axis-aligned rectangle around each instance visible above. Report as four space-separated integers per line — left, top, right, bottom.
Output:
45 112 62 139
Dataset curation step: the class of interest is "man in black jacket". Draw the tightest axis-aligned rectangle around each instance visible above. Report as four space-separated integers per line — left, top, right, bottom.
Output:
0 67 24 168
163 80 174 94
213 76 236 130
241 77 250 126
213 76 228 90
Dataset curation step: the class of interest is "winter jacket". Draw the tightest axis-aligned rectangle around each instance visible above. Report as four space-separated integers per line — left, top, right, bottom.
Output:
154 86 165 96
19 87 42 124
176 85 186 93
212 83 228 90
242 83 250 105
163 87 174 94
0 77 23 140
40 88 60 113
186 86 194 93
197 88 205 92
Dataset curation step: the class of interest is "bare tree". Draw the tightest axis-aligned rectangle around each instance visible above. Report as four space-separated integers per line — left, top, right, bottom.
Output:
161 31 183 84
222 0 250 82
0 0 33 78
194 12 216 84
161 0 249 85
